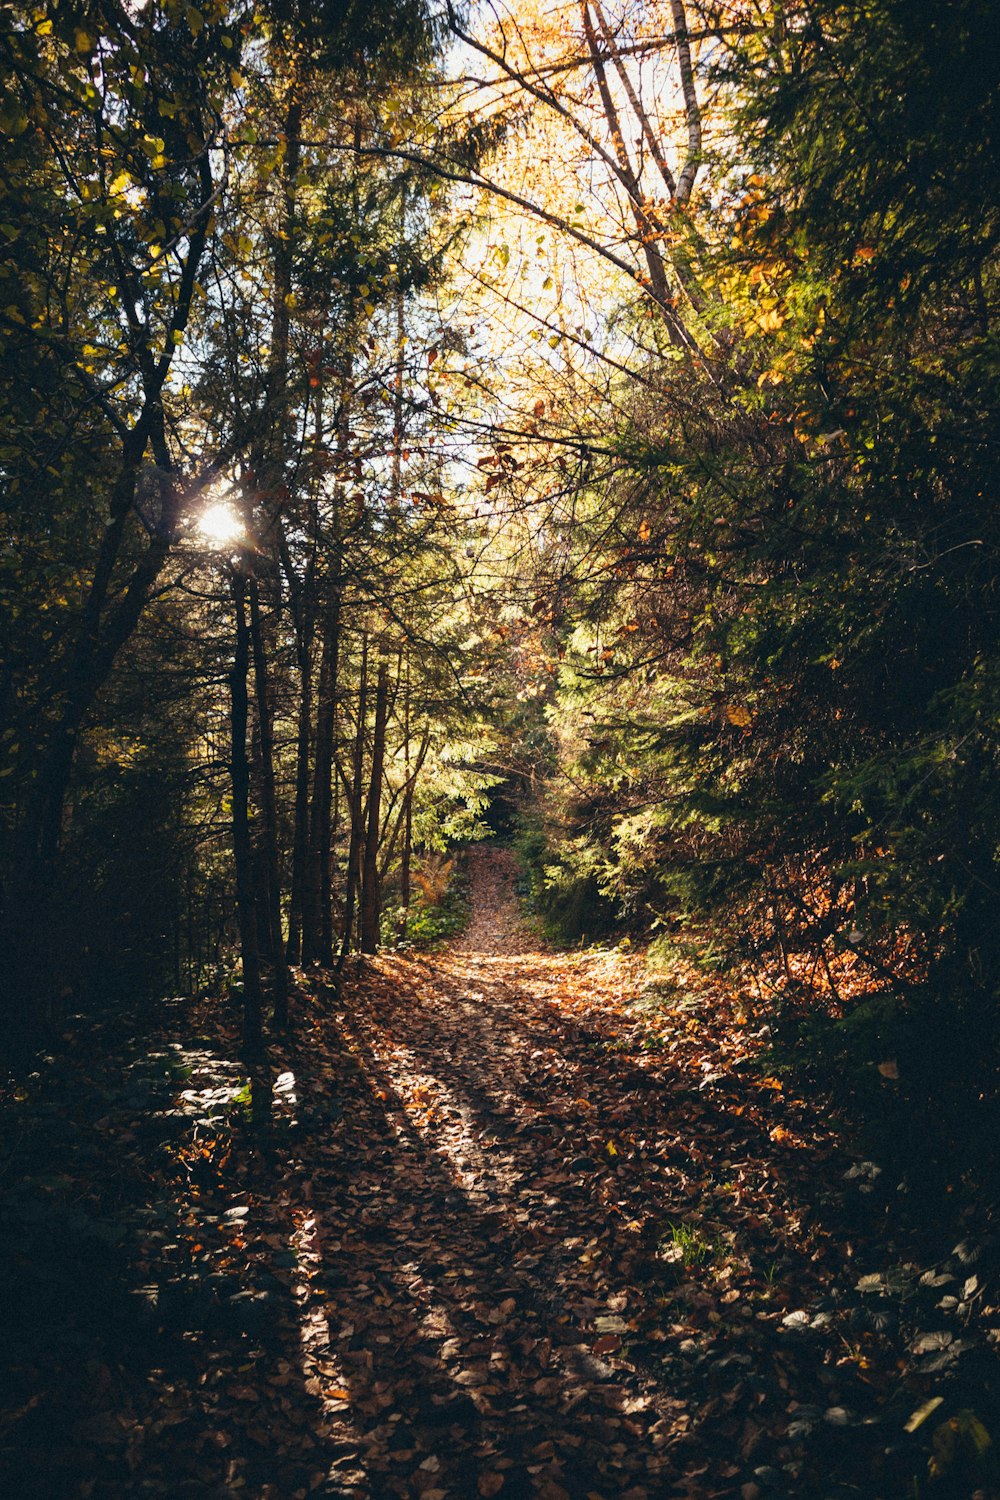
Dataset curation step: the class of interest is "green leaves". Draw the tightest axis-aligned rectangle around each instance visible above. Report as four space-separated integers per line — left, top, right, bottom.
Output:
0 103 29 137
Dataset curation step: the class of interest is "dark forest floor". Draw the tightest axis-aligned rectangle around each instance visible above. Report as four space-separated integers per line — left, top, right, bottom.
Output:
2 847 999 1499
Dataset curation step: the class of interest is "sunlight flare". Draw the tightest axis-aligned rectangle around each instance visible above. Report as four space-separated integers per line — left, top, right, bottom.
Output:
197 501 246 548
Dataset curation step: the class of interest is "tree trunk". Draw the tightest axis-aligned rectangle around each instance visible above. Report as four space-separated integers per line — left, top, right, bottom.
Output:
285 628 313 965
337 633 369 972
317 609 340 968
230 568 264 1056
248 574 289 1028
303 555 343 965
360 661 390 954
302 620 332 962
397 661 413 939
304 357 349 966
390 187 407 507
284 298 323 964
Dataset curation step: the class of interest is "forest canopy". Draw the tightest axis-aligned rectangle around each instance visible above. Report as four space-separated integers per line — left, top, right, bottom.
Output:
1 0 999 1182
5 4 1000 1497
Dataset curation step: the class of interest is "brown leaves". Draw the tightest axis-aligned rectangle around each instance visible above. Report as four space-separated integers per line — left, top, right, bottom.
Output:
3 847 944 1500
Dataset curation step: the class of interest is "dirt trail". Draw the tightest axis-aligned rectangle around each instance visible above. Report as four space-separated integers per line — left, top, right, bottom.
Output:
283 847 863 1499
456 845 535 955
2 847 914 1500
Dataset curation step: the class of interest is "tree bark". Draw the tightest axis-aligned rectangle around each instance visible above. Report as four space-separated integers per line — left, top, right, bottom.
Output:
337 633 369 971
668 0 703 204
285 621 313 965
360 661 390 954
302 530 344 966
303 359 349 966
248 573 289 1028
317 606 341 968
230 567 264 1056
302 589 341 965
397 660 413 939
391 187 407 507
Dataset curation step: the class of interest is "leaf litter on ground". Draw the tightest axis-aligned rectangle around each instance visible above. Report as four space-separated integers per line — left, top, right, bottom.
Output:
2 846 1000 1498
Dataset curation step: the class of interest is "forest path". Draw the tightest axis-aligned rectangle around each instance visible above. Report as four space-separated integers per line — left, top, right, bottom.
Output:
1 848 906 1500
282 846 862 1498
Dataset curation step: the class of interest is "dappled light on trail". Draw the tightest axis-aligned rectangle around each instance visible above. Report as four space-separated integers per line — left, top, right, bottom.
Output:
4 851 997 1498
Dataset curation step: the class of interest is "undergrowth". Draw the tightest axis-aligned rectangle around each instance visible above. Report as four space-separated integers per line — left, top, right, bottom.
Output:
386 854 471 949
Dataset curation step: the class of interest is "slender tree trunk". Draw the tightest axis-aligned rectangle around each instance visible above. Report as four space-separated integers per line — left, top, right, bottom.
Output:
337 633 368 972
244 84 302 969
668 0 703 203
230 568 264 1056
360 661 390 954
317 604 341 967
397 661 413 939
248 574 289 1028
285 308 323 963
248 713 270 958
266 92 302 443
285 632 313 965
577 1 706 362
302 612 335 963
390 187 407 507
303 527 343 966
304 359 349 965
